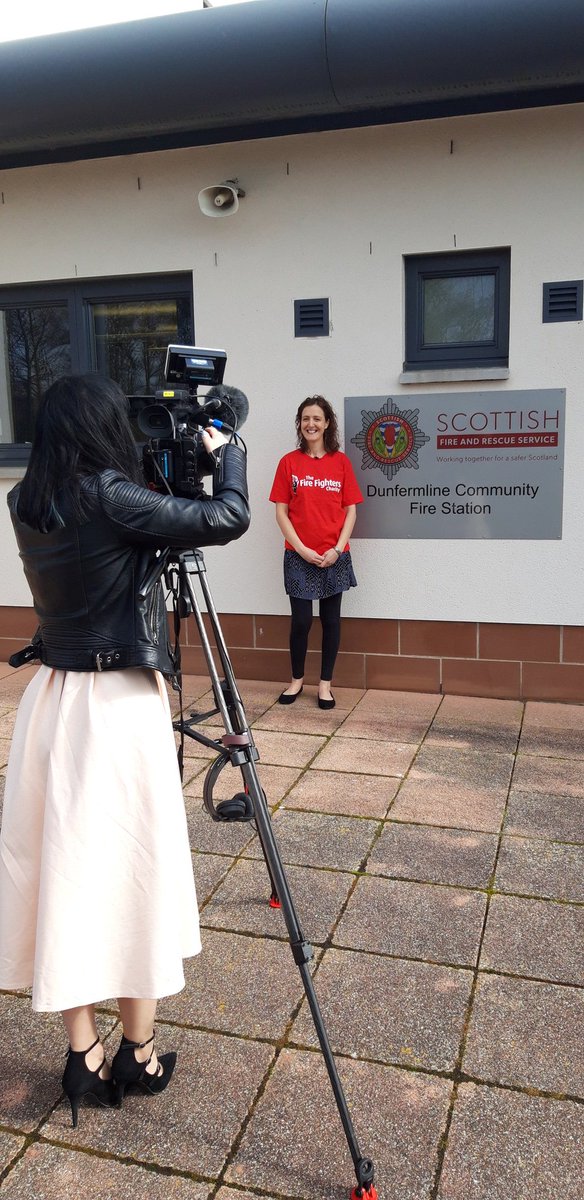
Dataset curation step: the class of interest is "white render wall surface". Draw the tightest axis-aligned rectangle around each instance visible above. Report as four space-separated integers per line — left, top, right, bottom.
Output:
0 105 583 623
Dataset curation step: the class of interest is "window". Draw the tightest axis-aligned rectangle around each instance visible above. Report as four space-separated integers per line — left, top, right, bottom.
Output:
404 249 510 371
0 274 193 463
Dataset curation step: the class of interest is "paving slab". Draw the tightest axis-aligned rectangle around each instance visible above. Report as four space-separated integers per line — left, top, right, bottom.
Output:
245 809 378 871
437 1084 584 1200
284 768 398 818
167 675 213 713
368 822 498 888
291 946 473 1072
253 695 352 736
424 695 523 753
0 667 39 705
192 852 235 906
193 684 285 728
310 735 418 777
216 1191 282 1200
0 710 17 739
239 678 292 714
0 1143 210 1199
334 876 487 967
336 690 441 743
519 700 584 759
252 728 327 767
495 835 584 901
0 1131 25 1172
0 738 11 769
480 894 584 985
178 733 220 762
506 796 582 844
184 798 258 856
184 762 302 807
0 996 116 1133
389 746 512 832
463 973 584 1097
157 928 308 1039
43 1025 274 1177
504 792 584 843
201 858 355 944
505 756 584 841
511 753 584 800
227 1048 452 1200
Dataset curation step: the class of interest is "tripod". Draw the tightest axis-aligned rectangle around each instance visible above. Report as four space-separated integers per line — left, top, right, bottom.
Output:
163 549 377 1200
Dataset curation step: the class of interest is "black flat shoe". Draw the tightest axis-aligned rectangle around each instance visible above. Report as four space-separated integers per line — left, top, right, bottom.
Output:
278 686 303 705
318 694 336 710
62 1036 115 1128
112 1032 177 1107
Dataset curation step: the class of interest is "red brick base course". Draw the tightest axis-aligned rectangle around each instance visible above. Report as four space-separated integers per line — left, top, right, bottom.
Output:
1 607 582 703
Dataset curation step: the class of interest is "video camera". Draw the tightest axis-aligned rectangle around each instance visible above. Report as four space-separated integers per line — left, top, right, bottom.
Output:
133 345 248 499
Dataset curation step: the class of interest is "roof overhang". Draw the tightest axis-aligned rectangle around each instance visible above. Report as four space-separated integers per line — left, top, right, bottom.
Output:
1 0 583 169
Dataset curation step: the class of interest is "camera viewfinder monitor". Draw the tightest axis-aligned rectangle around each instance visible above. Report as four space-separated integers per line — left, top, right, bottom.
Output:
164 345 227 389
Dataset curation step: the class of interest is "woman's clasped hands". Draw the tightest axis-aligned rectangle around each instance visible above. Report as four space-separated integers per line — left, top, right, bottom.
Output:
298 544 338 568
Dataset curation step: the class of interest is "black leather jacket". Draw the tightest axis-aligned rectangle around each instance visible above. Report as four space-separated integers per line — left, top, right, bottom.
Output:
8 443 249 679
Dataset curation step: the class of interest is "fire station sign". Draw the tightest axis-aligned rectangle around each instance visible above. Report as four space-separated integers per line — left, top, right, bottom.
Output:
344 389 565 539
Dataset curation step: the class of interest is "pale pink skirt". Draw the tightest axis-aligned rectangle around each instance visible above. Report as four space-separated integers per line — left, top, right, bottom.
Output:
0 665 201 1011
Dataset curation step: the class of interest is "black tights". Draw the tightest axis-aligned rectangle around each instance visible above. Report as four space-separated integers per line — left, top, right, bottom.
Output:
289 592 343 681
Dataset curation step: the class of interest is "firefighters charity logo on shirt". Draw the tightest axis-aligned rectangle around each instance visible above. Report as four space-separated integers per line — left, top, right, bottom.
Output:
351 398 430 481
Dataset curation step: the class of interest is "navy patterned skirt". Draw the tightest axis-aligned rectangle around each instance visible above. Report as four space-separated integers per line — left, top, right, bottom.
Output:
283 549 358 601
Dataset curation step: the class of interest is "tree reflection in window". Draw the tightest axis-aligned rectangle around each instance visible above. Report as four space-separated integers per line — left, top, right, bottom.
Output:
91 298 192 395
2 306 71 442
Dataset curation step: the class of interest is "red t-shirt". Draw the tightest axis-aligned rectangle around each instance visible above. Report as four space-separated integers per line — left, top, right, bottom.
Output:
269 449 363 555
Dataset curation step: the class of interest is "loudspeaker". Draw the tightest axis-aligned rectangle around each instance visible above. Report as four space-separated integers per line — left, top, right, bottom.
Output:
197 179 246 218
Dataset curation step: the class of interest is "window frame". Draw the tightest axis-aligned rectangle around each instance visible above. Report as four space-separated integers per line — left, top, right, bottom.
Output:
0 273 194 466
404 248 510 372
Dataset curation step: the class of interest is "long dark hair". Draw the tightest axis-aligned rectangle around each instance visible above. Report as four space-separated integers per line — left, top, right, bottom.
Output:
17 374 144 532
295 395 340 454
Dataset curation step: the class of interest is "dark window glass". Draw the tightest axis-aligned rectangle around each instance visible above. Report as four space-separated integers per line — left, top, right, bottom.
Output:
422 274 496 346
404 249 510 370
1 305 71 443
90 297 192 394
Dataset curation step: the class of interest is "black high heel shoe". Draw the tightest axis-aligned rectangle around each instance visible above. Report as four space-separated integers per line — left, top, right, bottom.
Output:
111 1032 177 1107
62 1036 115 1128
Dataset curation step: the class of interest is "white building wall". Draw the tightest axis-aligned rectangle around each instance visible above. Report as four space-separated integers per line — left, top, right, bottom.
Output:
0 105 582 622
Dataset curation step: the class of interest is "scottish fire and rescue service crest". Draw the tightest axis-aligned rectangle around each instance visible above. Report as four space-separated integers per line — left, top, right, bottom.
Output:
351 397 430 481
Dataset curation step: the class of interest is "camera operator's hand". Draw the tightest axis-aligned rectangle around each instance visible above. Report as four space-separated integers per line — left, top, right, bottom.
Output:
202 426 229 455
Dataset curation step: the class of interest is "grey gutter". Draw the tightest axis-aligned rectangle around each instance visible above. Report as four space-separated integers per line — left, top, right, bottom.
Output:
1 0 583 170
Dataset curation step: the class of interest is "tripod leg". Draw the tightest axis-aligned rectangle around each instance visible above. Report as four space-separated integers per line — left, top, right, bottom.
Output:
174 554 377 1198
240 761 376 1198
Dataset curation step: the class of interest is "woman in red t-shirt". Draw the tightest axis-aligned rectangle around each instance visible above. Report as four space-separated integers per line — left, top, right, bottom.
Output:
269 395 363 709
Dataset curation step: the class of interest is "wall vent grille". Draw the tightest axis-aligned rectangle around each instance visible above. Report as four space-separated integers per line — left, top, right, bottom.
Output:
542 280 583 323
294 298 329 337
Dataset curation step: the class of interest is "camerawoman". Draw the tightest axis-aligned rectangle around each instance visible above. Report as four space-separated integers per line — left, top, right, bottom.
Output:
0 354 249 1124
